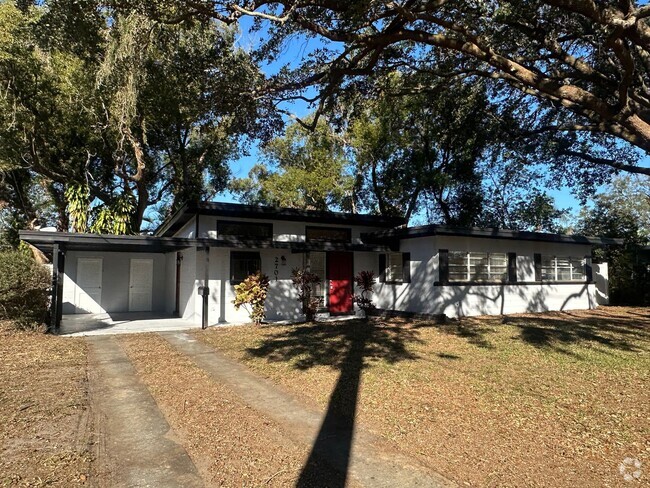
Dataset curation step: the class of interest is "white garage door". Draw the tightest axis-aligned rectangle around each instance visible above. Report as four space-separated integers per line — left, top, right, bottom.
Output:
75 258 103 313
129 258 153 312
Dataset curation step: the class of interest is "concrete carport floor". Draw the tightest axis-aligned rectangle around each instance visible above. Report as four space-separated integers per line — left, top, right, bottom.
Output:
59 313 198 336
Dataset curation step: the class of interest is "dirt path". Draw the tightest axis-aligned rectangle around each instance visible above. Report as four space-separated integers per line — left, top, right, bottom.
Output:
86 336 203 487
161 331 455 488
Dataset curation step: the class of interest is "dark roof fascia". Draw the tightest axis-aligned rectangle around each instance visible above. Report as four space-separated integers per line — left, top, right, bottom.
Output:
361 225 625 246
288 241 395 253
194 238 394 252
154 203 192 237
19 231 394 254
155 202 406 237
20 230 198 254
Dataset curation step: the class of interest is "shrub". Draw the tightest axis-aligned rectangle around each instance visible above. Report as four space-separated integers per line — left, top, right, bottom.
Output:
232 271 270 325
0 249 51 330
291 268 322 321
353 270 376 317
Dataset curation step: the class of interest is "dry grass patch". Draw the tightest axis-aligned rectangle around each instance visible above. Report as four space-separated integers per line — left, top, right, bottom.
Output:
196 307 649 487
119 333 353 487
0 322 91 487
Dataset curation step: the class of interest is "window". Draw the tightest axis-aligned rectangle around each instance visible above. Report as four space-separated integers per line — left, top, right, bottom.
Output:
307 252 326 306
218 221 273 239
448 251 508 282
230 252 261 284
540 256 585 281
386 253 403 282
305 226 351 242
380 253 410 283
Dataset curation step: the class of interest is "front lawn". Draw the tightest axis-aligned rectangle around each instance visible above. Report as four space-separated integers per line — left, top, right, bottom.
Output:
0 322 91 486
195 307 649 487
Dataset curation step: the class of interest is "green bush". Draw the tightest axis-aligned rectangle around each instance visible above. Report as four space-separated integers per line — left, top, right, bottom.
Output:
232 271 270 325
0 249 51 330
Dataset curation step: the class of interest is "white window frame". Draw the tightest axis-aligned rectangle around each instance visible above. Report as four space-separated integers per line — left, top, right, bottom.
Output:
448 251 508 282
540 256 585 282
385 253 404 283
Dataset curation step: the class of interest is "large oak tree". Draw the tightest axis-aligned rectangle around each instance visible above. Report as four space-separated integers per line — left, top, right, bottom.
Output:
142 0 650 176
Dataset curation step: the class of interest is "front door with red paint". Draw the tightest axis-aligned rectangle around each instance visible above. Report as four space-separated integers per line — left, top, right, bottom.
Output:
327 252 353 314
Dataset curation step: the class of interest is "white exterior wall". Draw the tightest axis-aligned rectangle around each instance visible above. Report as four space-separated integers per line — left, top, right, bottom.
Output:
594 263 609 305
62 251 167 314
176 216 197 238
168 215 607 324
205 247 304 324
374 235 598 318
196 215 384 243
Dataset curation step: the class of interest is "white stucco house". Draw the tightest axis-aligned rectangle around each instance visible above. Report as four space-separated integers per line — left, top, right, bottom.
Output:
20 202 617 331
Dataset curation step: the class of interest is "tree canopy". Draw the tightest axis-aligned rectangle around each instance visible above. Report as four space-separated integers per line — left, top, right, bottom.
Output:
146 0 650 177
0 0 279 237
231 118 354 211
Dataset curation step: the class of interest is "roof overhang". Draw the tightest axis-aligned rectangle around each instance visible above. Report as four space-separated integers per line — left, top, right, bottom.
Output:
20 231 395 255
362 225 625 246
20 231 200 254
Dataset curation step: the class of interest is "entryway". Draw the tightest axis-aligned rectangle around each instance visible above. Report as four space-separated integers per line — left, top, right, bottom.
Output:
75 257 103 313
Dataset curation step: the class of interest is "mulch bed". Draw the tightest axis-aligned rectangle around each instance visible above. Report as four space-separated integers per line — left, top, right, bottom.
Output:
195 306 649 487
0 323 91 487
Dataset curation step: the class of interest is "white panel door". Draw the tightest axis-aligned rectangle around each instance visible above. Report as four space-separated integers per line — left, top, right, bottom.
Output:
75 258 103 313
129 259 153 312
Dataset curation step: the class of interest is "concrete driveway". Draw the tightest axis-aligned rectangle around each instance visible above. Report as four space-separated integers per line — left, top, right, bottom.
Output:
60 313 198 336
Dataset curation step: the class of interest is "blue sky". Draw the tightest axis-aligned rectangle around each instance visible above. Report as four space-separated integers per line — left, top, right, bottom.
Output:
219 17 633 219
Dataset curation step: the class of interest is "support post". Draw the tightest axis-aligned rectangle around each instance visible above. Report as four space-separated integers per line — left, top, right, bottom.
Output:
55 249 65 329
200 246 209 329
49 244 60 333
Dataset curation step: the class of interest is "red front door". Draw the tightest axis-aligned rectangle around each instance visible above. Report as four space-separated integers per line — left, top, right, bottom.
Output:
327 252 353 314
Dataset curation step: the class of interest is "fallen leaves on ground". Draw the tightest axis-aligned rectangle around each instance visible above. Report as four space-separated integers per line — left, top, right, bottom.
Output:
119 333 353 487
195 307 650 487
0 322 91 487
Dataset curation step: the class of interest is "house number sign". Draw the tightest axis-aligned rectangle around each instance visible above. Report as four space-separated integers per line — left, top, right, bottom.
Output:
274 256 279 281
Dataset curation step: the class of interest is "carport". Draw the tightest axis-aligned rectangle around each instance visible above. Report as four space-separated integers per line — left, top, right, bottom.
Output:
19 231 202 333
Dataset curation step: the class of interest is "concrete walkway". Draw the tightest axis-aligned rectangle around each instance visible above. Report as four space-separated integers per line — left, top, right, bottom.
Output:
162 331 455 488
87 336 203 487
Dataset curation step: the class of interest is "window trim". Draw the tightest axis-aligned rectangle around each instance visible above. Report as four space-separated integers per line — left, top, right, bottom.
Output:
229 251 262 284
217 220 273 240
305 225 352 243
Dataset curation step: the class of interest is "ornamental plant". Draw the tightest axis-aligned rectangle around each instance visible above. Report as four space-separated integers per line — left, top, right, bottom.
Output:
232 271 270 325
353 270 376 318
291 268 321 322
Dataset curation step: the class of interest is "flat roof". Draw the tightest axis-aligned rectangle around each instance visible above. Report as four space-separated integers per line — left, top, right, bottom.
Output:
362 224 625 246
155 202 407 237
19 231 199 254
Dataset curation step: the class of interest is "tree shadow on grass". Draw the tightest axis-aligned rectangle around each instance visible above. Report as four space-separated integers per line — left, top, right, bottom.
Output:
415 308 649 356
246 319 420 487
509 311 650 354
